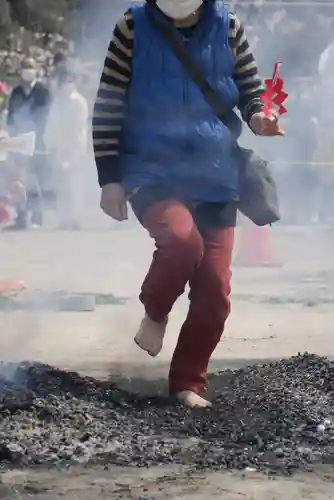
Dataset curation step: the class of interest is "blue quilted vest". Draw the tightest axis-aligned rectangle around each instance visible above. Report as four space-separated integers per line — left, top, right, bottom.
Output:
120 0 242 202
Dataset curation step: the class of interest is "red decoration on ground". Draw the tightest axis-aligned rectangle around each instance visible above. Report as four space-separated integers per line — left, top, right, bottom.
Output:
261 62 288 116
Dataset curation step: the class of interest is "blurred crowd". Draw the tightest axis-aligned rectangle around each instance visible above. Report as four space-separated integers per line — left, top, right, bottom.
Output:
0 31 96 231
0 1 334 230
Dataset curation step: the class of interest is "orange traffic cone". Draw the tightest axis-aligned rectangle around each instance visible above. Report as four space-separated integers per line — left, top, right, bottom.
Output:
234 224 281 267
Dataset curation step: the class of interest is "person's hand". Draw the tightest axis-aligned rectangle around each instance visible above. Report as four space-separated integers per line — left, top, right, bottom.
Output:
100 183 128 221
249 111 284 136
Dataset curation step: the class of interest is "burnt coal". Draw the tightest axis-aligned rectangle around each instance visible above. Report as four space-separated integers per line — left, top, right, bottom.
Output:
0 354 333 473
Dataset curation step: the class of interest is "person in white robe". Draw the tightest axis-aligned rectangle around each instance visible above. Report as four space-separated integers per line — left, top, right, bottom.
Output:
44 71 89 229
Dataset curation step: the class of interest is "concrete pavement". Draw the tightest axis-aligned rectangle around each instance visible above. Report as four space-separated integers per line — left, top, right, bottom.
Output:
0 224 334 379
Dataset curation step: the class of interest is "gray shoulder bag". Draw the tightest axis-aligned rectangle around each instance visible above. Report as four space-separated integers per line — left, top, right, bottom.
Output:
146 6 280 226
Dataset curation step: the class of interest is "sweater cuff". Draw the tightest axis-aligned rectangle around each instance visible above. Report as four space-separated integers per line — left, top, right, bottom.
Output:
96 155 121 187
244 100 263 125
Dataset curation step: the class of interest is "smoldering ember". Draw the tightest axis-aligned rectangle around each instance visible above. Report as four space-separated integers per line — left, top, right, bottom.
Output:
0 353 333 474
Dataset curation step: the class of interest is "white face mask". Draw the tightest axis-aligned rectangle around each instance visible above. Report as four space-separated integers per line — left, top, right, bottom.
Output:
156 0 203 20
21 69 37 83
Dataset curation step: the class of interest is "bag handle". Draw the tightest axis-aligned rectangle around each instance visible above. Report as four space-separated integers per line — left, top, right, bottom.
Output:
145 5 228 126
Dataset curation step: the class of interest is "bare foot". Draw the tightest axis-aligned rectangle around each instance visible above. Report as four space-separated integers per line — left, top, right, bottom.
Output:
176 390 212 408
134 314 168 357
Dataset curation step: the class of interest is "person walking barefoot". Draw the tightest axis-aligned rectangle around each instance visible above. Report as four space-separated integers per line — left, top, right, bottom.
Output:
93 0 283 408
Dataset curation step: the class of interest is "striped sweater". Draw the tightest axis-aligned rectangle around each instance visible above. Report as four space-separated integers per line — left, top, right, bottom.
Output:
93 8 265 186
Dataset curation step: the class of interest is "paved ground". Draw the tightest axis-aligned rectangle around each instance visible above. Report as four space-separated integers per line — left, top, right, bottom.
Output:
0 224 333 374
0 223 334 498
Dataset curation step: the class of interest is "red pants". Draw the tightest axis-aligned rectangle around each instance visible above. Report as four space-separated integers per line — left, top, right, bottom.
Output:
140 199 235 395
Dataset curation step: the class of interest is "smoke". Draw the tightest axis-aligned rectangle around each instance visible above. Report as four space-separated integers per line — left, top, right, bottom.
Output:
52 0 138 230
19 0 333 228
1 0 334 385
232 0 334 225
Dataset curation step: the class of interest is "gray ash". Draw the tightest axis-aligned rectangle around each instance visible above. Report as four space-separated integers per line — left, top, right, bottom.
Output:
0 353 333 473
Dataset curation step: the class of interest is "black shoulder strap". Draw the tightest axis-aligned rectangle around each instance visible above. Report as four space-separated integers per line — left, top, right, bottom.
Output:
145 5 228 126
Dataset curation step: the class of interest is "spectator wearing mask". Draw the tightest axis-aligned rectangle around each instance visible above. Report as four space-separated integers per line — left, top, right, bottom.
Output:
93 0 283 408
44 70 89 230
7 58 50 229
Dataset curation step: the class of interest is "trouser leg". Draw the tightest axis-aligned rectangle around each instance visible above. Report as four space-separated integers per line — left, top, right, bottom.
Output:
140 199 204 323
169 226 235 395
